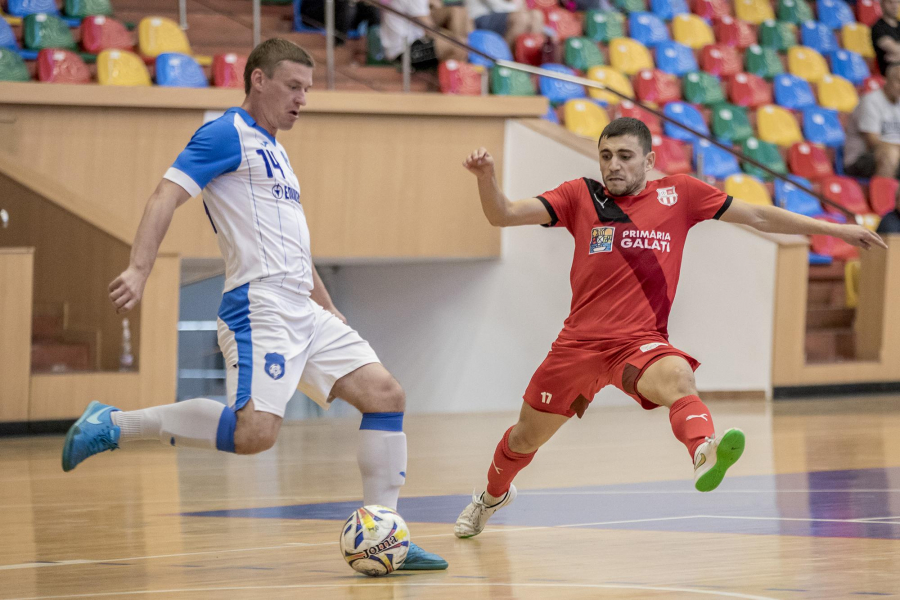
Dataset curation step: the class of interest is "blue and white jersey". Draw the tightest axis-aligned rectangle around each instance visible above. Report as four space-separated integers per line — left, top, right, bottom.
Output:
164 107 313 295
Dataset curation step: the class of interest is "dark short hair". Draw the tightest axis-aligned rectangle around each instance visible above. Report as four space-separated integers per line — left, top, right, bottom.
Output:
244 38 315 95
598 117 653 154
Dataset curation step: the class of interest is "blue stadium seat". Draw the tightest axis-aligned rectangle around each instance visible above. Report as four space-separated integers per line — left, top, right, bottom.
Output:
774 73 817 110
803 106 845 147
817 0 855 29
155 53 209 88
468 30 513 67
651 0 689 20
543 105 560 124
800 21 838 55
694 139 742 178
539 63 586 104
8 0 59 16
831 49 870 86
656 41 698 75
0 19 18 50
775 176 824 217
628 12 670 46
663 101 709 141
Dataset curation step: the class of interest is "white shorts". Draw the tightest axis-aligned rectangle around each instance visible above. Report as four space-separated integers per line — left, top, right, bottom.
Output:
217 282 380 417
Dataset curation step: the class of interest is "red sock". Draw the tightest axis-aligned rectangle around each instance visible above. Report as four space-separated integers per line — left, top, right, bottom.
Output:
668 395 715 459
485 426 536 498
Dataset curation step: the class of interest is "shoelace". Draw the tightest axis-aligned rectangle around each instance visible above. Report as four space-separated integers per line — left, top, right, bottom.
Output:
86 431 119 455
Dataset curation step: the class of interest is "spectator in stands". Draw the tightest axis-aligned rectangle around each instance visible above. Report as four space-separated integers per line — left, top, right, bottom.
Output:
465 0 544 46
844 64 900 178
876 187 900 233
380 0 468 68
300 0 380 42
872 0 900 75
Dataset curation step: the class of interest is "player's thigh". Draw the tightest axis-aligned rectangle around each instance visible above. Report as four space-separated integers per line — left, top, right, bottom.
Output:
524 340 605 419
509 401 571 454
635 354 698 408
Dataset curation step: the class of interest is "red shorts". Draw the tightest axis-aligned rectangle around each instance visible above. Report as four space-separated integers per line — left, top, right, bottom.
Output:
524 335 700 418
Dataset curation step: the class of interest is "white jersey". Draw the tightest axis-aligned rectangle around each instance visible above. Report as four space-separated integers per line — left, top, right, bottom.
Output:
164 107 313 295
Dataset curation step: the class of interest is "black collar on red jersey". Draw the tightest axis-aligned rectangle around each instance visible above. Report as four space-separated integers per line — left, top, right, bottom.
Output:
585 178 632 224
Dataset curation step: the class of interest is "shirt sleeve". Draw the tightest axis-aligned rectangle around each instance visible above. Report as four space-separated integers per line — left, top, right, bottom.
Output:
537 179 582 230
164 115 243 197
857 93 882 136
682 175 733 225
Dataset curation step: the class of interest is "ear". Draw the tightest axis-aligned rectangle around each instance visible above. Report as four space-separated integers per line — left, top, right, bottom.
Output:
251 68 266 92
645 150 656 172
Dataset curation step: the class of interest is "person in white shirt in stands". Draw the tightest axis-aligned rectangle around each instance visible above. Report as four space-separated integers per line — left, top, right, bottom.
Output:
379 0 468 67
61 38 448 571
465 0 543 46
845 64 900 179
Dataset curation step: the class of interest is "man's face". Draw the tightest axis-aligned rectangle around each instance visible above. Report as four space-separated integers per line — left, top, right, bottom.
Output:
256 61 313 131
883 0 899 19
598 134 654 196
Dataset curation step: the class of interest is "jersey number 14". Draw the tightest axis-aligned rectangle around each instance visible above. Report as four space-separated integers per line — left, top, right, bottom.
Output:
256 149 286 179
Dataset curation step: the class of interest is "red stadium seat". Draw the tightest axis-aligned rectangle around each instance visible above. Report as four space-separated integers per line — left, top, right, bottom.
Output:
545 7 583 41
514 33 545 67
700 44 742 77
870 176 899 216
80 15 132 54
37 49 90 83
634 69 682 104
727 72 773 107
856 0 882 27
714 15 756 48
863 75 885 93
788 142 834 179
438 60 483 95
693 0 732 20
527 0 558 13
213 53 247 88
617 100 663 134
820 175 869 214
652 134 693 174
811 219 860 260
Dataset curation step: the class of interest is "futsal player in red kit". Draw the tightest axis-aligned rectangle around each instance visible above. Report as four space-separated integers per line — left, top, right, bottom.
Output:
454 118 886 538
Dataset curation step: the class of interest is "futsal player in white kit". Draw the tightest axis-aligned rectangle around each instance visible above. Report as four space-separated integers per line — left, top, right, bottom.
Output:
61 38 447 570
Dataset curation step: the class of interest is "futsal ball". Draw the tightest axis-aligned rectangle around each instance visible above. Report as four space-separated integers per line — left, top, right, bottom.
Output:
339 505 410 576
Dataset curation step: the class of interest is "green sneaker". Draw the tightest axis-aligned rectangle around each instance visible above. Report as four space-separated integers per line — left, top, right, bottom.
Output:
693 428 745 492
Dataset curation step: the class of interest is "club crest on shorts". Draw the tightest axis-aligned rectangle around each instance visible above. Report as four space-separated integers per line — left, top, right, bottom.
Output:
589 226 615 254
265 353 286 380
657 186 678 207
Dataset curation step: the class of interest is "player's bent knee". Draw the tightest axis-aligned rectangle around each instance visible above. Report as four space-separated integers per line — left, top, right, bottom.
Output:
508 422 547 454
372 376 406 413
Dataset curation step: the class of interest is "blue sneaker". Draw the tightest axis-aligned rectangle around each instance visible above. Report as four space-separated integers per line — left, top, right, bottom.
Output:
61 401 121 472
399 542 448 571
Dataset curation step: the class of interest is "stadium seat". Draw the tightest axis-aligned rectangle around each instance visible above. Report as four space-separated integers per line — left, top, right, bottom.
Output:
712 103 754 142
529 0 557 12
714 15 756 48
0 48 30 81
634 68 682 103
37 48 90 83
775 176 824 216
869 176 899 215
820 175 869 214
725 174 772 205
856 0 882 27
842 23 875 59
758 105 804 146
664 101 709 140
830 49 870 86
584 11 625 43
365 25 391 65
811 223 859 260
139 16 191 59
863 75 885 93
618 101 663 133
741 136 788 180
803 106 845 147
777 0 814 23
817 0 855 29
651 0 689 20
699 44 742 76
156 53 208 88
788 47 829 84
609 37 654 74
758 20 796 52
24 14 76 51
694 0 732 20
734 0 775 24
439 60 483 95
81 16 133 54
7 0 58 17
817 74 858 112
694 139 742 178
65 0 112 18
587 65 635 104
514 33 545 66
540 63 586 104
97 49 151 86
773 73 817 110
213 53 247 88
468 30 512 67
491 64 536 95
616 0 648 13
652 134 693 173
543 105 560 123
788 141 834 178
629 12 670 46
746 45 784 79
672 13 714 48
728 72 773 106
656 40 697 75
682 71 725 104
564 99 611 138
0 18 18 50
545 7 583 40
564 37 605 71
800 21 838 55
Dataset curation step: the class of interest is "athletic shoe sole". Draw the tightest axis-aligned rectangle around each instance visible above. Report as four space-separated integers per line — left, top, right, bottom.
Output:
61 400 101 472
455 486 517 539
695 428 745 493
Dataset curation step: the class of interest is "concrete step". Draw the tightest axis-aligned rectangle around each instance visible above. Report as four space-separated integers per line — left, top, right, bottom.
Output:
805 328 855 363
806 307 855 330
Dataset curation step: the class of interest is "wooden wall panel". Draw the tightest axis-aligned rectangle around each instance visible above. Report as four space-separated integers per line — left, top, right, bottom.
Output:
29 373 140 420
138 254 181 408
0 248 33 422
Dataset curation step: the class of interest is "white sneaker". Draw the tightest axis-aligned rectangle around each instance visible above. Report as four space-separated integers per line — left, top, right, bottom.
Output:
694 428 745 492
454 485 517 538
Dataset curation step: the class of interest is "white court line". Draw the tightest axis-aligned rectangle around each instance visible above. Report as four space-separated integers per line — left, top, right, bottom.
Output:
520 489 900 495
2 581 779 600
698 515 900 524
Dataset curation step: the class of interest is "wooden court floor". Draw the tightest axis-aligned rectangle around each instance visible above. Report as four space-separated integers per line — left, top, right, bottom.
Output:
3 396 900 599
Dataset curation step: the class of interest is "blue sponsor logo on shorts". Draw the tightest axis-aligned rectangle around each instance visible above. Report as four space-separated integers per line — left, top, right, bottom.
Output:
265 353 286 380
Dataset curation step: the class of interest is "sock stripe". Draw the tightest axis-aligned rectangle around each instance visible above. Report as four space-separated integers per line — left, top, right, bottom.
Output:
360 412 404 432
216 407 237 453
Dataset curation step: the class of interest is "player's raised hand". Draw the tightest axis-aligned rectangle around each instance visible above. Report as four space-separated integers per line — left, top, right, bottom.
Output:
834 225 888 250
109 266 149 314
463 148 495 179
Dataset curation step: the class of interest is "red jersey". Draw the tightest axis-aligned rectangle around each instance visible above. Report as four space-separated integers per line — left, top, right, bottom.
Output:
538 174 732 342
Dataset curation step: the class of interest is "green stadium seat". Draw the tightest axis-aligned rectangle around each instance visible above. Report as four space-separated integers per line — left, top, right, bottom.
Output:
777 0 814 23
615 0 647 13
564 37 605 71
584 11 625 42
23 13 77 51
65 0 112 18
490 65 536 95
0 48 30 81
758 20 796 51
741 136 788 180
366 25 391 65
712 103 754 142
745 44 785 79
682 71 725 104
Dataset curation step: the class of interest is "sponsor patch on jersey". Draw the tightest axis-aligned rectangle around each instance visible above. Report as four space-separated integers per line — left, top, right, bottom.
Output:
589 226 615 254
272 183 300 203
640 342 667 352
657 186 678 207
265 352 286 380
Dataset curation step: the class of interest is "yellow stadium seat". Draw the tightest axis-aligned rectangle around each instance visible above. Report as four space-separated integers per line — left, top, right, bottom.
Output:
609 38 654 75
97 49 151 86
672 14 715 49
586 65 635 105
734 0 775 24
842 23 875 58
817 74 859 112
139 16 190 58
724 174 772 206
757 105 804 146
787 46 829 83
844 259 860 308
563 99 611 139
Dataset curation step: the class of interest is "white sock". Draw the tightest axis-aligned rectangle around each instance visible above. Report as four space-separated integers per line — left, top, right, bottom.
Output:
111 397 233 451
357 430 408 510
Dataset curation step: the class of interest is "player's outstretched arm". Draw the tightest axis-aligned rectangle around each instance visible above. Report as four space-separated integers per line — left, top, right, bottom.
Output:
463 147 553 227
719 198 888 250
109 179 192 314
310 263 347 324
